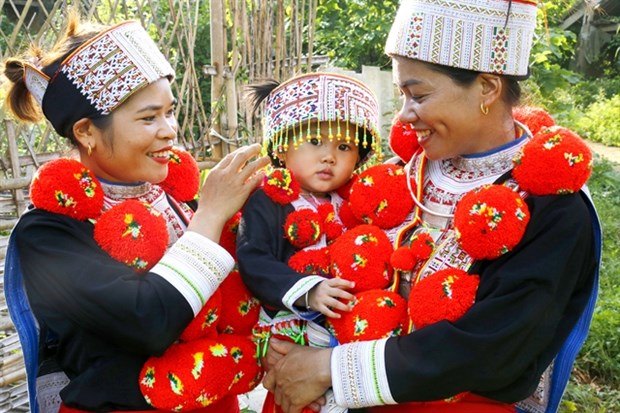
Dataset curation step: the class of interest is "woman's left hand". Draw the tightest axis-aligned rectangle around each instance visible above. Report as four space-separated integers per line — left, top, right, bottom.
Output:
263 338 333 413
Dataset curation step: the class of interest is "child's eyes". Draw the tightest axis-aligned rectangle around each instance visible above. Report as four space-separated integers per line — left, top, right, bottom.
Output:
338 143 353 151
309 137 322 146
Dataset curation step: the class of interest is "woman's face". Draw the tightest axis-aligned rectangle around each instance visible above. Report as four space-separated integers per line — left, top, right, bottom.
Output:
393 56 485 161
281 121 360 195
85 78 177 183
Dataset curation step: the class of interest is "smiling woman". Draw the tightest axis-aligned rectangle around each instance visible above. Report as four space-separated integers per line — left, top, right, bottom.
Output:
1 9 268 413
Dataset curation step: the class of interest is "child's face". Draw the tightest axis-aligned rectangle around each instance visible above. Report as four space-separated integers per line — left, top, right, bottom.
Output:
281 121 360 195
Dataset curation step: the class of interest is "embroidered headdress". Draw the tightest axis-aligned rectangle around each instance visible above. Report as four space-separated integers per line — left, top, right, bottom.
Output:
385 0 538 77
263 73 381 161
23 21 175 138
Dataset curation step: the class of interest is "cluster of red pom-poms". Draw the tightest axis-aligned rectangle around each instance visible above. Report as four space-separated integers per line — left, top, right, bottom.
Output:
408 269 480 330
262 168 301 205
30 158 104 221
454 185 530 260
513 126 593 196
348 164 414 229
93 200 169 272
390 232 435 272
158 147 201 202
217 271 261 335
329 224 394 294
140 270 262 410
317 203 344 241
389 118 420 163
327 289 407 343
139 337 243 411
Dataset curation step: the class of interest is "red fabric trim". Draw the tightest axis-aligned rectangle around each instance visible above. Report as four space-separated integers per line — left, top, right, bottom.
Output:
368 393 515 413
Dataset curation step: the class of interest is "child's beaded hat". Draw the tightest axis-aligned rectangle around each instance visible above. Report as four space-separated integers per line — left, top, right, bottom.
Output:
263 72 381 161
385 0 538 78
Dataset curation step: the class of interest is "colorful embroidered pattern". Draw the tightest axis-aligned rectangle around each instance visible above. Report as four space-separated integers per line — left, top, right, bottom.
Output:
60 21 174 114
386 0 538 76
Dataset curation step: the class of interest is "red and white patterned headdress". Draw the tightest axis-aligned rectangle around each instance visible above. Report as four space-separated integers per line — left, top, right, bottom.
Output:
385 0 538 77
23 21 174 138
264 73 381 160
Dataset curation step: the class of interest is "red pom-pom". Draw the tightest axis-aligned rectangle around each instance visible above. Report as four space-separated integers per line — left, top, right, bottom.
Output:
317 203 344 242
219 212 242 260
180 289 222 342
263 168 301 204
408 269 480 330
335 175 358 200
327 289 407 343
288 247 331 276
389 118 420 163
409 232 435 260
349 164 413 229
513 126 593 195
159 147 201 201
217 334 263 396
139 338 237 410
30 158 103 220
454 185 530 260
218 271 261 335
338 201 363 230
390 247 416 272
512 106 555 135
284 209 323 249
94 200 168 272
329 224 393 293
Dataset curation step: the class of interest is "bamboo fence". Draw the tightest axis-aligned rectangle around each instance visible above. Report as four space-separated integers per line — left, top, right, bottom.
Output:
0 0 319 410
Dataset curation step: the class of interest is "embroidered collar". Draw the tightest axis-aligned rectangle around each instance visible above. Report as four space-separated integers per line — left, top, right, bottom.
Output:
99 179 153 200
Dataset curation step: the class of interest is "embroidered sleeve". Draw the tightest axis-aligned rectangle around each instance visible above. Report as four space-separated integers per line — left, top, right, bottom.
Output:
282 275 325 317
151 231 234 315
331 339 396 408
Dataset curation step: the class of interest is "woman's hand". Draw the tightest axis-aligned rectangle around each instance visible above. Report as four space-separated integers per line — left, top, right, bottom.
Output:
188 143 269 241
263 338 333 413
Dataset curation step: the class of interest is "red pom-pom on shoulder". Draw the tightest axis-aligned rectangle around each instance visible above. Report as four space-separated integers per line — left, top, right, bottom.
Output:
94 200 169 272
512 106 555 135
263 168 301 204
159 147 201 201
317 203 344 242
30 158 103 220
513 126 593 195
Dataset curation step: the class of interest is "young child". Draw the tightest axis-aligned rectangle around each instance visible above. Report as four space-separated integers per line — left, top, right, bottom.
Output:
237 72 381 412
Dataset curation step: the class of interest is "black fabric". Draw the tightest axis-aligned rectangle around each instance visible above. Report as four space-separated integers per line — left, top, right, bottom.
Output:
383 193 597 403
237 189 300 315
41 70 103 138
14 209 195 411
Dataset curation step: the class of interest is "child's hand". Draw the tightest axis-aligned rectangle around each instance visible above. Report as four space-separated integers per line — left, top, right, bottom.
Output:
309 278 355 319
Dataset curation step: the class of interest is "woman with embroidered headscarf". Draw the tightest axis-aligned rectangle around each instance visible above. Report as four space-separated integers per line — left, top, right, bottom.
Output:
261 1 602 413
2 10 268 413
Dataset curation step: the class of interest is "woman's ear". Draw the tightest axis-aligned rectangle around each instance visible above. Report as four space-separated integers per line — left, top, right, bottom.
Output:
478 73 503 107
72 118 95 150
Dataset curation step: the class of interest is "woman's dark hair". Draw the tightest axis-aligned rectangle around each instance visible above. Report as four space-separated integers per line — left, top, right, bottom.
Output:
423 62 522 107
2 9 113 145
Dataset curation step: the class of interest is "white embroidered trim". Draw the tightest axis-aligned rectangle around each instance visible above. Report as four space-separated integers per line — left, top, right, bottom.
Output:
331 339 396 408
282 274 326 315
151 231 234 315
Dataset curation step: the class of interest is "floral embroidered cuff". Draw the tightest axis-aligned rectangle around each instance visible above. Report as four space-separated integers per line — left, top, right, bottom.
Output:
331 339 396 408
151 231 234 315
